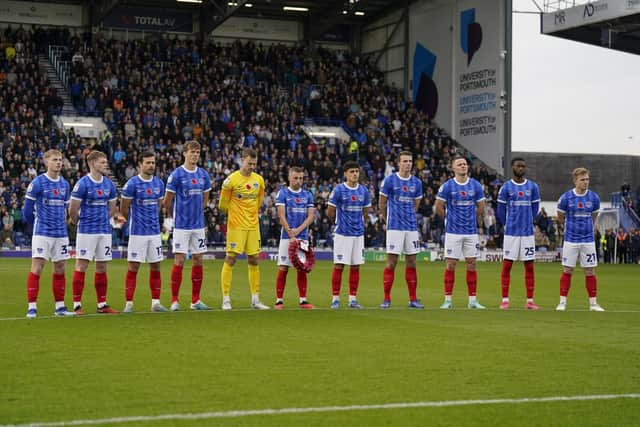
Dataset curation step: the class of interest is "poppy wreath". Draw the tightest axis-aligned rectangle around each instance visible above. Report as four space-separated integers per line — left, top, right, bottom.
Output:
288 239 315 273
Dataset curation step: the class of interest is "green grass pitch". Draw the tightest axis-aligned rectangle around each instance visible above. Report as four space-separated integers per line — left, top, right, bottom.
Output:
1 258 639 426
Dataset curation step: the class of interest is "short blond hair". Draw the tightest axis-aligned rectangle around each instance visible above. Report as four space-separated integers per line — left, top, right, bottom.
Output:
572 167 589 181
43 149 63 160
86 150 107 164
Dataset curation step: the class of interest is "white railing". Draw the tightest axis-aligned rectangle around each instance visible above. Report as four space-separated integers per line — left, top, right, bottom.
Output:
48 45 71 88
543 0 592 13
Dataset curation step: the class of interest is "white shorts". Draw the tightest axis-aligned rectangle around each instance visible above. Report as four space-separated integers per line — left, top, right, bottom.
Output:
128 235 164 263
277 238 310 267
386 230 420 255
31 235 70 262
503 235 535 261
562 242 598 268
172 228 207 254
444 233 479 260
76 233 112 261
333 234 365 265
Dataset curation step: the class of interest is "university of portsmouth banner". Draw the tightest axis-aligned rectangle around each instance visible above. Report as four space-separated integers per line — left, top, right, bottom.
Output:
454 0 505 173
103 6 194 33
409 0 506 174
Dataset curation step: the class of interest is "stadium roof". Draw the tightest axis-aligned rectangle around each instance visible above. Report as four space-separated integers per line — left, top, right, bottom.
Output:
39 0 409 41
541 2 640 55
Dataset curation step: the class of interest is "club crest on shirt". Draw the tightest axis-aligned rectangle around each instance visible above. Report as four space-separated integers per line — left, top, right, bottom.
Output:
253 182 259 189
585 202 592 208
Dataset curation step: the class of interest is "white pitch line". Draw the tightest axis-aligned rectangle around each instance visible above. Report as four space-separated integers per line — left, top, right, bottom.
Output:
2 393 639 427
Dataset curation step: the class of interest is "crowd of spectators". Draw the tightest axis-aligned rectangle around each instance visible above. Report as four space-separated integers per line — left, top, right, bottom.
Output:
11 24 624 257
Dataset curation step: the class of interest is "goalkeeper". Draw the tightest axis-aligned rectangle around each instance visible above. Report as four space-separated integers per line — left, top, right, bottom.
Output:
273 166 317 310
218 148 269 310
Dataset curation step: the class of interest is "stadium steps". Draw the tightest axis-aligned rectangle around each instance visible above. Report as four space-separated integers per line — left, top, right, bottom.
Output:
38 54 76 116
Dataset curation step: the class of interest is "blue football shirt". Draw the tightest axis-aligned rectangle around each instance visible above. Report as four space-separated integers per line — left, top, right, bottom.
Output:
557 189 600 243
71 175 117 234
275 186 314 240
436 177 485 234
121 175 165 236
25 174 71 238
497 179 540 237
328 183 371 237
166 166 211 230
380 173 423 231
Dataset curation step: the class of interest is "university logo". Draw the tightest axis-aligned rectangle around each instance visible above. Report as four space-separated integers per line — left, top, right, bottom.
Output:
460 8 483 66
413 43 438 119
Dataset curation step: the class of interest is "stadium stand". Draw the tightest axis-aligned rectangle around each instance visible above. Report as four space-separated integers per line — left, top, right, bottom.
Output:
1 26 504 250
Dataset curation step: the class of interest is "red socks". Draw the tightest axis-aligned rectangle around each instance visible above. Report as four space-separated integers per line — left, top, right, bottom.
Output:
466 270 477 296
501 260 513 298
170 265 183 302
331 267 343 296
52 273 66 302
150 270 162 300
524 261 535 299
560 272 572 296
348 268 359 297
383 267 394 300
94 272 107 304
191 265 203 304
296 271 308 299
125 270 138 301
27 272 40 303
276 269 287 299
406 267 417 301
444 269 455 296
72 271 85 304
585 275 597 298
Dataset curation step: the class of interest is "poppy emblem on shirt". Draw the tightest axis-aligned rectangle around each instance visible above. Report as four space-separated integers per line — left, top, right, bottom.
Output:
246 184 251 190
518 191 524 197
295 198 301 203
402 186 408 192
351 195 357 201
53 189 59 196
578 202 584 209
460 191 467 197
146 188 153 195
97 189 103 196
191 179 197 185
